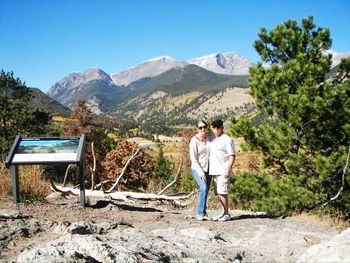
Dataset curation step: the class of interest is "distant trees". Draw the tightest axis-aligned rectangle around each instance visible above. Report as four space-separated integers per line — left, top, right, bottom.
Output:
0 70 51 162
230 16 350 216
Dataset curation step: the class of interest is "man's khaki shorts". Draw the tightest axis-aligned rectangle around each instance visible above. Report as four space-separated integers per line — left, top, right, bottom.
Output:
213 174 230 195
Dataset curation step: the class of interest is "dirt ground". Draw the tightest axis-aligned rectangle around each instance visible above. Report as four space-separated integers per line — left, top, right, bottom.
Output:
0 193 344 263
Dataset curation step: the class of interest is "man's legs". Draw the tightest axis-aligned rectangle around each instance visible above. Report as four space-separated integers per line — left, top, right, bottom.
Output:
218 194 228 214
212 175 231 221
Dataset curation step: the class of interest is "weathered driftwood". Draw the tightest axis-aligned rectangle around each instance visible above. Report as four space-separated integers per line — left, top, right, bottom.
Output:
50 149 192 203
51 184 195 203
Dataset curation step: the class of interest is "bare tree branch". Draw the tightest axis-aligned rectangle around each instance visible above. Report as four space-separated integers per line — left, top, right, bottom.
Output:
323 145 350 207
90 142 96 190
94 180 114 190
50 177 77 196
63 164 74 186
102 147 141 193
157 158 183 195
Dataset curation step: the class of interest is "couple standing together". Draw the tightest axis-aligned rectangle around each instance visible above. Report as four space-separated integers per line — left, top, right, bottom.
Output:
189 119 236 221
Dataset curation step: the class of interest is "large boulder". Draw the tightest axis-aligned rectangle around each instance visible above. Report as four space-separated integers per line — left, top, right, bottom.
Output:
297 228 350 263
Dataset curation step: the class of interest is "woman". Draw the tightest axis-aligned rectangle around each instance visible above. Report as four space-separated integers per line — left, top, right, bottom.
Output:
189 120 211 220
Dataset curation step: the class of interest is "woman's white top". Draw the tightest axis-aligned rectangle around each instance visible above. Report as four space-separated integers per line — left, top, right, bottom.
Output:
189 136 210 176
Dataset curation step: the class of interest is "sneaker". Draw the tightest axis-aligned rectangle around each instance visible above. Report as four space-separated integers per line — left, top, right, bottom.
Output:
217 213 231 222
212 212 225 221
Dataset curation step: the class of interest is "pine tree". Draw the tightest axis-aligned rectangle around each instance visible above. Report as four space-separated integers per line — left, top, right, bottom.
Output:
231 16 350 215
0 71 51 162
153 144 172 185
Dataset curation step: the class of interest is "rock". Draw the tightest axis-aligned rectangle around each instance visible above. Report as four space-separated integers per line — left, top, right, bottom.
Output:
54 221 95 235
297 228 350 263
17 224 251 262
45 192 66 202
0 197 341 263
0 218 43 253
17 234 136 263
180 227 216 240
0 210 30 220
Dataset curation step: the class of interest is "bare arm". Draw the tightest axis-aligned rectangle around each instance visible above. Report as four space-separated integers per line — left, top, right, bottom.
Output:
225 155 235 178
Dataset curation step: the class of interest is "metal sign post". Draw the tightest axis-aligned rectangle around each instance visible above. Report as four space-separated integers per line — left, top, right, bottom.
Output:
10 165 19 204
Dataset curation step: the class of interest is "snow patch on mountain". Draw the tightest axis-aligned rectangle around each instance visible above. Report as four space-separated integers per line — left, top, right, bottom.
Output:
187 52 253 75
111 56 186 86
325 50 350 67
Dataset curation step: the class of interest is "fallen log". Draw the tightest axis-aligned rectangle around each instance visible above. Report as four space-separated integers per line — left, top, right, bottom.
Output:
51 184 195 203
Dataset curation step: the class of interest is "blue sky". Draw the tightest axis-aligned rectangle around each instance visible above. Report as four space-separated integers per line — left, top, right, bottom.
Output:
1 0 349 93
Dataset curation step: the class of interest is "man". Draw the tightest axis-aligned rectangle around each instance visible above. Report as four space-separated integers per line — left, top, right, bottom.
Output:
209 119 236 221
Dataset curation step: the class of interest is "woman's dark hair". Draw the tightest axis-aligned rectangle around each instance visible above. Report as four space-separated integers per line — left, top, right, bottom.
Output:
197 120 208 128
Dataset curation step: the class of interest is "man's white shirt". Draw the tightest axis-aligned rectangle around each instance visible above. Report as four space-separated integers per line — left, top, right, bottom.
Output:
209 133 235 175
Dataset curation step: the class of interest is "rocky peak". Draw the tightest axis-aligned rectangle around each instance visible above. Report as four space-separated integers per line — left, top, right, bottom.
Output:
187 52 253 75
111 56 185 86
216 53 227 68
47 68 113 97
326 50 350 67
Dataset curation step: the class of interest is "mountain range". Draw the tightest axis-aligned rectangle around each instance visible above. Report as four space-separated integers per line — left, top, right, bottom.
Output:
44 51 349 126
47 52 253 121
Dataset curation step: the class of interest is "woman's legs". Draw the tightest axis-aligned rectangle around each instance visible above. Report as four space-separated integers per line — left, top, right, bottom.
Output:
191 169 211 216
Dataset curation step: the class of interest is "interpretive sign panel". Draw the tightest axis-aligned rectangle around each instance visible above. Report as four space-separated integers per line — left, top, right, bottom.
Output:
5 135 86 206
6 136 84 165
13 138 79 163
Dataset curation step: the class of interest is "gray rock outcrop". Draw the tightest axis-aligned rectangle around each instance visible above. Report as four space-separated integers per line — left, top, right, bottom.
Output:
297 227 350 263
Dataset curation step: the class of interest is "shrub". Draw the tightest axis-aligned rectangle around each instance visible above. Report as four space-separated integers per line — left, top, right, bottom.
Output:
102 140 154 191
230 171 270 210
231 171 317 217
180 168 197 192
153 144 173 185
19 166 50 202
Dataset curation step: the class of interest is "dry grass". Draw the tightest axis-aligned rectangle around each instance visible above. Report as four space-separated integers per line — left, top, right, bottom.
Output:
188 87 254 119
0 166 12 197
0 165 50 202
293 212 350 230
